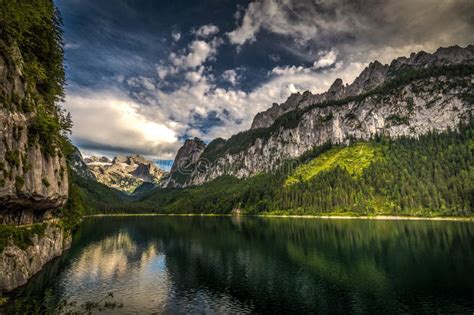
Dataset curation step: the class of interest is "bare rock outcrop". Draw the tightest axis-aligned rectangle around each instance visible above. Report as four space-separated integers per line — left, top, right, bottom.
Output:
251 45 474 130
166 137 206 188
0 46 68 225
0 224 71 292
86 154 165 193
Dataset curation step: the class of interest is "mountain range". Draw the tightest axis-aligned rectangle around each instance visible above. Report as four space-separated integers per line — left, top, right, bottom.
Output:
83 154 165 193
166 45 473 187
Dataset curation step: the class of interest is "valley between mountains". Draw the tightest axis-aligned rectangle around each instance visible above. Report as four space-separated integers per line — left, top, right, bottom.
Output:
68 45 473 217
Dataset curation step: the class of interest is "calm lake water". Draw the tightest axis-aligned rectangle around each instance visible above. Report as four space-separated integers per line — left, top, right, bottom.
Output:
7 216 474 313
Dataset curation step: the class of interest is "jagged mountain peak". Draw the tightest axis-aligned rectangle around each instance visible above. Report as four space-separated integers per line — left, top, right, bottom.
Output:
251 45 473 130
328 78 345 96
85 153 166 193
165 137 207 188
112 154 150 166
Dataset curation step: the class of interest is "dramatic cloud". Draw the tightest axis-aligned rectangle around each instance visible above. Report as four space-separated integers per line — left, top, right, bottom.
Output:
65 88 179 158
57 0 474 160
228 0 474 53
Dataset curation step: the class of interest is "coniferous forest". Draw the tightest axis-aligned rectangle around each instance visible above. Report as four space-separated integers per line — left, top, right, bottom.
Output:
71 119 473 217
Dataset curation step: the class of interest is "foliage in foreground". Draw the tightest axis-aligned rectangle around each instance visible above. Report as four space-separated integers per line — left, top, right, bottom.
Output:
3 290 123 315
0 223 46 253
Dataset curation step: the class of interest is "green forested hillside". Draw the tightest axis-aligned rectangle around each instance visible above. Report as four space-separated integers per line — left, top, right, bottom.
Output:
75 120 473 217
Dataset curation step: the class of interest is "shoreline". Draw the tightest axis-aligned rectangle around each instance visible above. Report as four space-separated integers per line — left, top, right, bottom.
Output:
84 213 474 222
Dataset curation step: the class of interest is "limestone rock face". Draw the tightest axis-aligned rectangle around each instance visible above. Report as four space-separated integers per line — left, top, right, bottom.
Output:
0 48 68 225
86 154 165 193
0 224 71 292
69 146 96 181
166 137 206 188
251 45 474 130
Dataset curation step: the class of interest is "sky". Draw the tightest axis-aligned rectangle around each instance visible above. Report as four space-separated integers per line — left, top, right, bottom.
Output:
55 0 474 162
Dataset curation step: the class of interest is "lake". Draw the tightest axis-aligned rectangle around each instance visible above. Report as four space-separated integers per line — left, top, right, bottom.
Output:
6 216 474 313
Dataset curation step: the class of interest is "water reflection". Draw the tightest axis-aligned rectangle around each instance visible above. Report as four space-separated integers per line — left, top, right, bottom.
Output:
10 217 474 313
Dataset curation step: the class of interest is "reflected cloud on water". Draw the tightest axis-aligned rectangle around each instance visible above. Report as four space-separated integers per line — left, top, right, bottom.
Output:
10 216 474 314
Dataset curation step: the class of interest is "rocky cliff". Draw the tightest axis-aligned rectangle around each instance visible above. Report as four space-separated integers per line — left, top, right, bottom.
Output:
166 137 206 188
86 154 165 193
0 224 71 292
0 0 74 293
251 45 473 129
171 45 473 186
68 146 96 181
0 46 68 225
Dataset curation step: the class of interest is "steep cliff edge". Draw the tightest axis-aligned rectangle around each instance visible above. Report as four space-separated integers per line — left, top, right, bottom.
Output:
0 50 69 224
170 46 473 186
166 137 206 187
0 0 73 292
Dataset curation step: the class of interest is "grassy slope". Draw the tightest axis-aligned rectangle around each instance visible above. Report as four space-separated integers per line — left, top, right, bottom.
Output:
285 143 380 186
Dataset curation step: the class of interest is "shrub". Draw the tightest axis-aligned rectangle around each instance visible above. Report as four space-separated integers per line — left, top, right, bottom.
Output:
15 176 25 191
5 150 20 168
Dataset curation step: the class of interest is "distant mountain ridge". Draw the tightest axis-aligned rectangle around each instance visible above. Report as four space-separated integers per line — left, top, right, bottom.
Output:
85 154 166 193
167 45 474 187
251 45 474 129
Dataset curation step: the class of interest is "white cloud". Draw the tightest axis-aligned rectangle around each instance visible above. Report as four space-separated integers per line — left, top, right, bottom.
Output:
193 24 219 38
156 65 169 79
227 0 319 46
270 49 338 75
171 31 181 42
65 42 80 50
313 50 338 69
226 1 264 45
167 38 221 71
185 67 204 83
222 69 239 85
65 89 179 158
127 76 156 91
271 65 310 76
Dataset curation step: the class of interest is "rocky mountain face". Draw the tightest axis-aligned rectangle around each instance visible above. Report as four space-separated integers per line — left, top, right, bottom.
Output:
251 45 473 129
0 224 71 292
0 32 71 291
0 45 68 225
169 45 473 186
166 137 206 188
69 147 96 181
85 154 165 193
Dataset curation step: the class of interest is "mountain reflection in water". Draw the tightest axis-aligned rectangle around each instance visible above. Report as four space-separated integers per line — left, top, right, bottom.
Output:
10 216 474 314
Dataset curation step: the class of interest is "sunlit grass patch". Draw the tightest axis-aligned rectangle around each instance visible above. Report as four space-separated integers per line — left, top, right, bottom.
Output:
285 143 380 187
